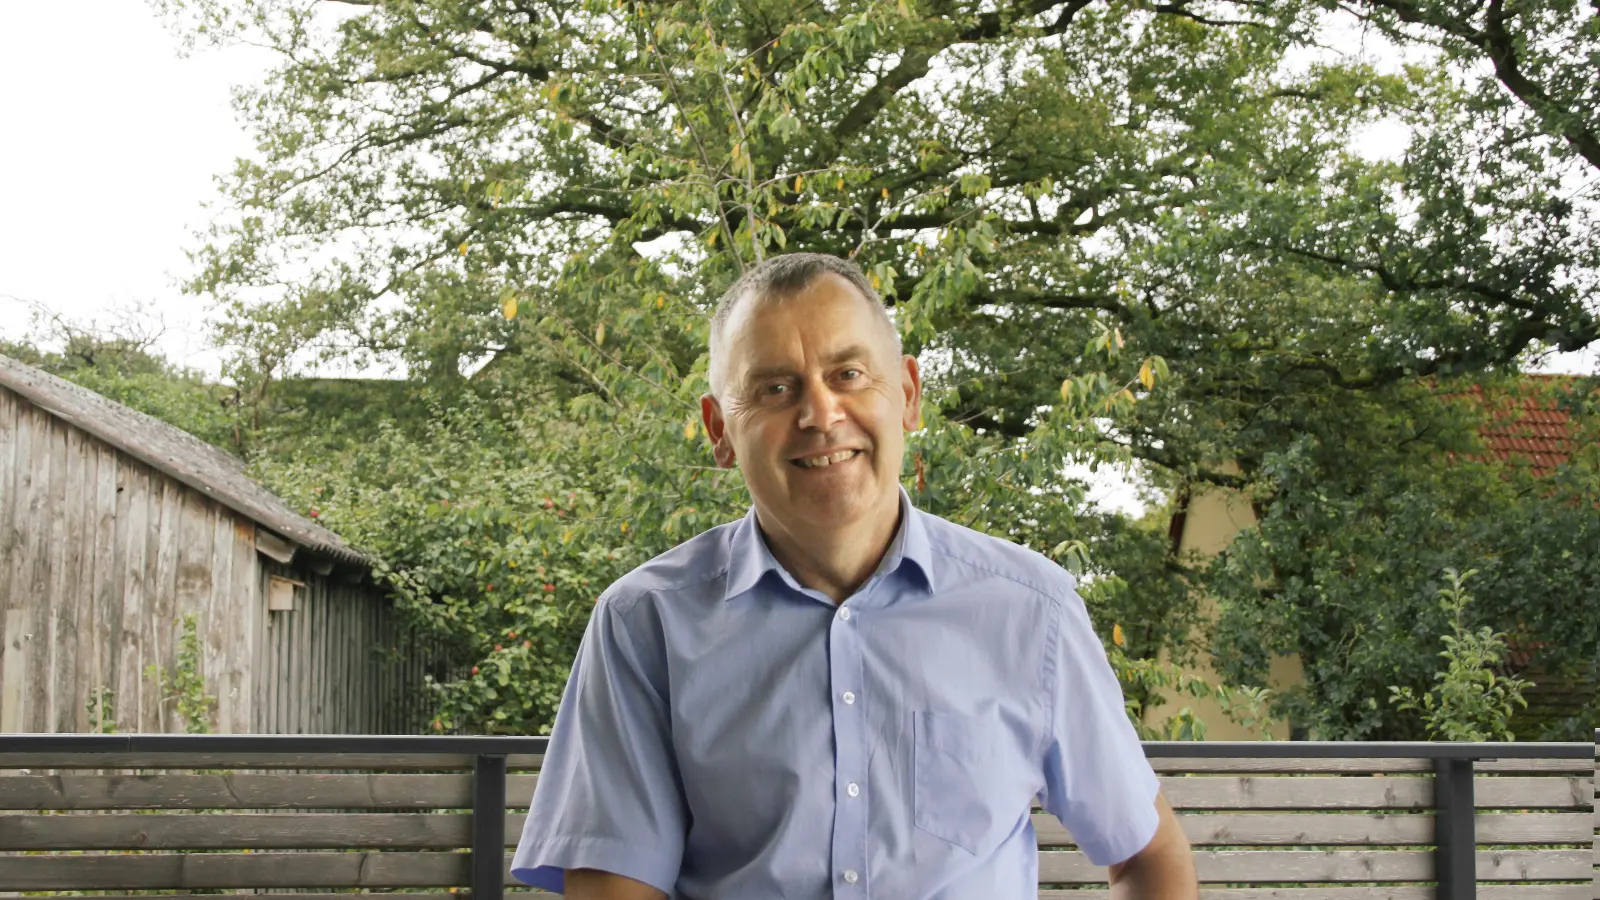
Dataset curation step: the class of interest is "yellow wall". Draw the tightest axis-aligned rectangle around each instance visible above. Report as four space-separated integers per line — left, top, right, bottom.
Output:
1142 481 1303 740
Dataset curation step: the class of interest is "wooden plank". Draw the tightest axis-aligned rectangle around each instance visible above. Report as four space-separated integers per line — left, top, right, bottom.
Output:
0 388 16 620
21 404 52 731
1157 775 1593 810
205 506 232 732
91 441 120 735
1033 811 1592 847
0 391 28 732
229 518 258 734
1038 887 1594 899
42 895 519 900
0 752 486 769
4 808 1584 854
0 811 474 850
172 491 214 732
0 850 476 889
48 421 80 733
0 608 29 732
0 773 487 809
1036 847 1593 883
1150 757 1595 774
150 478 181 732
118 463 151 732
66 427 97 733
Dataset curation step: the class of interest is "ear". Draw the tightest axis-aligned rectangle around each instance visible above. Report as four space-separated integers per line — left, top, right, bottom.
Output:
701 393 737 468
899 354 923 433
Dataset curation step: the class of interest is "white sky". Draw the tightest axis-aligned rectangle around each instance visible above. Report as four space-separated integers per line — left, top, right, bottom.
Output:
0 1 271 376
0 3 1591 517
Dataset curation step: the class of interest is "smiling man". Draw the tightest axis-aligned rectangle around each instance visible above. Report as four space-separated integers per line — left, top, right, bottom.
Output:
512 253 1198 900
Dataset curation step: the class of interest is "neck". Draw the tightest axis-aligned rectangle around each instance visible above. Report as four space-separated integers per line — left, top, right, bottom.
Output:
756 496 902 604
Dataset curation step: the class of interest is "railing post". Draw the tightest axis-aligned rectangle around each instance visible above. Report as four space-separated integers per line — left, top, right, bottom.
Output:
1433 756 1475 900
473 753 507 900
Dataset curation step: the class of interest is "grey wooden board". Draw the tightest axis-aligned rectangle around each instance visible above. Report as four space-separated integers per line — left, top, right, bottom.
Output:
3 810 1590 851
1033 811 1592 846
0 752 535 770
1036 848 1593 883
0 773 1586 812
1156 775 1594 810
0 812 476 850
1037 888 1594 899
1149 758 1595 774
5 848 1587 890
0 774 488 809
0 850 515 889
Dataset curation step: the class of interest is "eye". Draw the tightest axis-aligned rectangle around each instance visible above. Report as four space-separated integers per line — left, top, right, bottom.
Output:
761 382 790 396
839 368 863 381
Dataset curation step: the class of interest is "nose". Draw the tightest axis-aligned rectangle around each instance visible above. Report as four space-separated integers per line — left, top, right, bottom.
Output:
796 377 846 432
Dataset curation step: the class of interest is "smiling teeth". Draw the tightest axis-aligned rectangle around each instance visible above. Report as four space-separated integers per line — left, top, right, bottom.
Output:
797 450 858 468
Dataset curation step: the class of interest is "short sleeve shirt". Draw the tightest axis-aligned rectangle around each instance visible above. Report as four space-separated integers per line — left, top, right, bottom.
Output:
511 488 1160 898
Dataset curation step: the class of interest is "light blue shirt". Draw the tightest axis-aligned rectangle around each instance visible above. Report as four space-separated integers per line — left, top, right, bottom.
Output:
512 488 1159 899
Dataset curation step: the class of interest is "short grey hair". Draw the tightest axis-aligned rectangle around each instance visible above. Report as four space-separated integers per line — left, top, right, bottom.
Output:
707 253 902 397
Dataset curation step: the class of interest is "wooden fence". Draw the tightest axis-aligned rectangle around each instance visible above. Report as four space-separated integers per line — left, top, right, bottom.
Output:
0 732 1594 898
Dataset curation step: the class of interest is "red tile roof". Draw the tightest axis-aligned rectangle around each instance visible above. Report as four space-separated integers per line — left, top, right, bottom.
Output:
1456 377 1584 478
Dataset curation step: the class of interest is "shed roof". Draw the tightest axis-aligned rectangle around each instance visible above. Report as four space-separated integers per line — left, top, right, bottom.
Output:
0 353 369 568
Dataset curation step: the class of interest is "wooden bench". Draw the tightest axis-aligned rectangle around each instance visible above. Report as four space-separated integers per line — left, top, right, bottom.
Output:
0 733 1594 898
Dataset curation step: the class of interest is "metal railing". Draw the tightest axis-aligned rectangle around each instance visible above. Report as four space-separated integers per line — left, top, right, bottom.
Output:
2 732 1595 900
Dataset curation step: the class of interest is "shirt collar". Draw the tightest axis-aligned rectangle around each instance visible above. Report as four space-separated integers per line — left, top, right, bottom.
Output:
723 486 936 602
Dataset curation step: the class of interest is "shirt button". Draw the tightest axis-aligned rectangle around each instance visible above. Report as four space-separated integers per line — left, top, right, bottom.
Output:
842 691 856 705
843 869 859 884
847 782 860 797
838 607 852 621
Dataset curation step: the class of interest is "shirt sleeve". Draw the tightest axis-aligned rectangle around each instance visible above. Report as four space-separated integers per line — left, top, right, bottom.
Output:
1038 577 1161 867
510 593 687 894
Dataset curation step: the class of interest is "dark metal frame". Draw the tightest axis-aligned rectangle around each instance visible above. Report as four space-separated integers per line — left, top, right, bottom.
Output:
2 733 1594 899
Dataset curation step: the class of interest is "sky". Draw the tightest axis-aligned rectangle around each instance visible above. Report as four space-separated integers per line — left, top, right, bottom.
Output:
0 3 1592 517
0 1 271 376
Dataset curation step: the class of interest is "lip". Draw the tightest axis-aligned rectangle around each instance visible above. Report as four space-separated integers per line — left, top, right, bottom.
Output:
790 448 865 469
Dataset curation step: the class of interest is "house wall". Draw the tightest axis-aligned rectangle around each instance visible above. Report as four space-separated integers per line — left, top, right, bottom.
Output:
1144 481 1301 740
0 385 261 734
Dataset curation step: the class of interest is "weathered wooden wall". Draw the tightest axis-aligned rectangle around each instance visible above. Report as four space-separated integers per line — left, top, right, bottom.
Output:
0 384 431 735
0 385 261 734
256 564 442 734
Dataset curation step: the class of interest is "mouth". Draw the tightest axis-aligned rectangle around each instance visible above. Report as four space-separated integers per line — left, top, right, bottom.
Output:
790 449 864 469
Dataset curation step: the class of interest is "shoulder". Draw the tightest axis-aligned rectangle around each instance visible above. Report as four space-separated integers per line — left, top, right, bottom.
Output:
918 509 1078 603
594 519 741 620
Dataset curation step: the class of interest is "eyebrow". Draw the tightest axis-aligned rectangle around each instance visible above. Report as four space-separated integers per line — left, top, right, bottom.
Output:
742 344 874 385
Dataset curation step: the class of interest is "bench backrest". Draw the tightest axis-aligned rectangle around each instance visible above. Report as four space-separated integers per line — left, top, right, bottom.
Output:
0 737 1594 898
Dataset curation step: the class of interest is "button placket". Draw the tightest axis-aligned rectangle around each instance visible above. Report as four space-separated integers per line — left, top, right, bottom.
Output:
829 603 868 893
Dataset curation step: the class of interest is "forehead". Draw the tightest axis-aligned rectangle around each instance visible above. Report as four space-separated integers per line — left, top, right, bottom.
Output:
724 273 886 364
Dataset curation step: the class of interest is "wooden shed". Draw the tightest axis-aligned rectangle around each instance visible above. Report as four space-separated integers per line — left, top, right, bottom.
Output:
0 354 439 735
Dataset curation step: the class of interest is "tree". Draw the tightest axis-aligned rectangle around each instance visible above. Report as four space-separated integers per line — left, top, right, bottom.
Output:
154 0 1598 733
1 299 242 451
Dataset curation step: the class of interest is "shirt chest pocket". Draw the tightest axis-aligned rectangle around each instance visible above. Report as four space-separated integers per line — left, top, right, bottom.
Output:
912 709 1027 855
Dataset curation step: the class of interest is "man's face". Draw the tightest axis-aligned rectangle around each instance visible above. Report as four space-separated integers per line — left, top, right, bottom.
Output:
702 273 921 537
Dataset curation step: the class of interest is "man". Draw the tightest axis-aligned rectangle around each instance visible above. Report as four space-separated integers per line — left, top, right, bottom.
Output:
512 253 1198 899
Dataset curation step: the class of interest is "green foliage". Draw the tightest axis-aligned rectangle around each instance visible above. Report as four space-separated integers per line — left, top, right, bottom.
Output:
1109 643 1279 741
139 0 1598 736
146 614 219 735
1205 379 1600 740
85 686 117 734
0 315 241 453
1389 569 1532 742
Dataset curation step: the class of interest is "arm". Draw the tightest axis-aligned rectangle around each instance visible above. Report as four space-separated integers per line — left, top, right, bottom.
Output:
563 868 670 900
1107 793 1198 900
509 596 687 896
